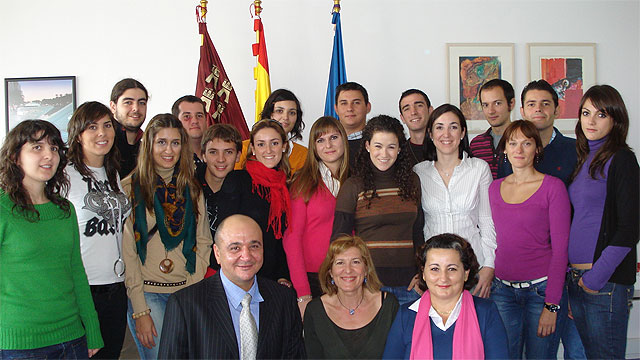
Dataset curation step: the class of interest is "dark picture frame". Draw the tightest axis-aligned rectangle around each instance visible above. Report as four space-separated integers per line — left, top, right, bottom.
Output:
5 76 77 141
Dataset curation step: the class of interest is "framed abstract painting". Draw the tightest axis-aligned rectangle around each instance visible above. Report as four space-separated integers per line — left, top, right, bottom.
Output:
447 43 514 134
4 76 76 142
528 43 596 132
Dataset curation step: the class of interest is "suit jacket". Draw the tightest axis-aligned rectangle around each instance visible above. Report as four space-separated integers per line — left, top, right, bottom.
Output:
158 273 305 359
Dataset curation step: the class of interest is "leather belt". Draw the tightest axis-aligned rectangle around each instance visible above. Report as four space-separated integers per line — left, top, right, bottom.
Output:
499 276 548 288
143 280 186 287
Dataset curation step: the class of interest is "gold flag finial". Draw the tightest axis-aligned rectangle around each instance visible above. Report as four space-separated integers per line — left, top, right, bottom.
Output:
253 0 263 17
200 0 208 19
332 0 340 13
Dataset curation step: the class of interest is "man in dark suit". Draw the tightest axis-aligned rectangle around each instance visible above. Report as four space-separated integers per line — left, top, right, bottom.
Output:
158 214 305 359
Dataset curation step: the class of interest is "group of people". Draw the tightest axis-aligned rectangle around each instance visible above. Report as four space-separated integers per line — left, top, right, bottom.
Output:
0 76 636 360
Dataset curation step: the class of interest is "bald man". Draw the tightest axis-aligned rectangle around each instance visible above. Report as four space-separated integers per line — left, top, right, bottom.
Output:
158 215 305 359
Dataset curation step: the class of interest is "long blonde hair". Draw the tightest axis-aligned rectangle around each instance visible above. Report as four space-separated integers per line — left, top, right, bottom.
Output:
131 114 200 216
289 116 349 202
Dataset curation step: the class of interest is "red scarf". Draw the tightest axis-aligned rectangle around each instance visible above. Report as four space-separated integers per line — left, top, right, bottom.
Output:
410 290 484 359
245 160 290 239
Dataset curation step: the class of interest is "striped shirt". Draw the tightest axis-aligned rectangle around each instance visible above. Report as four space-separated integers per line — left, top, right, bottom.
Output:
414 154 497 268
470 128 499 179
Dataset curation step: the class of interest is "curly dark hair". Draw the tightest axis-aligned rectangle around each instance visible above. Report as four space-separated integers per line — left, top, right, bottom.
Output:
0 120 70 221
352 115 418 207
416 233 480 291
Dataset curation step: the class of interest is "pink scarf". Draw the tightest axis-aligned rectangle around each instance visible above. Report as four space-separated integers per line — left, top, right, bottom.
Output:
410 290 484 360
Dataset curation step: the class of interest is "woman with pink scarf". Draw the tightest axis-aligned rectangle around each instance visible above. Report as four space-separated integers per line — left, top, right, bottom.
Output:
383 233 508 359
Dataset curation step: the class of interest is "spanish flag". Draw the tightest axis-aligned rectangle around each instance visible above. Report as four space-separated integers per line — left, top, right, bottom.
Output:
252 15 271 123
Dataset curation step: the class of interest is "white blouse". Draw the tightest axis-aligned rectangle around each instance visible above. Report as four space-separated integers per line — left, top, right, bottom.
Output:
413 154 496 268
409 292 464 331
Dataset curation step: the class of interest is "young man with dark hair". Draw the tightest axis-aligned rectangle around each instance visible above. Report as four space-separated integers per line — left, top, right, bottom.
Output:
334 81 371 168
518 79 583 358
498 79 577 185
109 78 148 178
172 95 208 168
197 124 242 273
470 79 515 178
399 89 433 166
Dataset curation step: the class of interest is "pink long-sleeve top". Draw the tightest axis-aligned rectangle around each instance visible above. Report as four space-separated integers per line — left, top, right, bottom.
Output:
489 175 570 305
283 185 336 297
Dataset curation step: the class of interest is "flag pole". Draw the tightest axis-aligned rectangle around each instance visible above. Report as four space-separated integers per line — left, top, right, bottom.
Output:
200 0 208 20
323 0 347 118
195 0 250 138
251 0 271 123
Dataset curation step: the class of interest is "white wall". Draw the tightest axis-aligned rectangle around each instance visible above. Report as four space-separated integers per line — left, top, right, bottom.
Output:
2 0 640 354
1 0 639 150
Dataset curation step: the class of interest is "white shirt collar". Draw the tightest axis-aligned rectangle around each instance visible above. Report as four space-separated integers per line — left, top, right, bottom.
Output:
347 130 363 141
319 162 340 197
409 292 464 331
548 128 557 145
287 140 294 157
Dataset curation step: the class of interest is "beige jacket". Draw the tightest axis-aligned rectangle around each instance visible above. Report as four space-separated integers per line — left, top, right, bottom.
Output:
121 173 213 314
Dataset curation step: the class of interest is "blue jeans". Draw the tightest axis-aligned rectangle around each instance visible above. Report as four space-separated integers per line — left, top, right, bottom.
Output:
491 278 565 359
126 292 171 360
567 268 633 359
0 336 88 359
559 279 586 359
381 286 421 306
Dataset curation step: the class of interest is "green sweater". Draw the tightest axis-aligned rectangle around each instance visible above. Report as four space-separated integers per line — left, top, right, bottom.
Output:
0 192 103 350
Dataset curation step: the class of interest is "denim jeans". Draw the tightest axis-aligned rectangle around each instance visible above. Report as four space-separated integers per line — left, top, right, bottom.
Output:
90 282 127 359
567 268 634 359
490 278 565 359
381 286 421 306
126 292 171 360
0 336 88 359
559 279 586 359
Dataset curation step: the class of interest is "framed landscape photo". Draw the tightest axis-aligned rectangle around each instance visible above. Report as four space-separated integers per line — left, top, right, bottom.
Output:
447 43 514 134
528 43 596 133
5 76 77 141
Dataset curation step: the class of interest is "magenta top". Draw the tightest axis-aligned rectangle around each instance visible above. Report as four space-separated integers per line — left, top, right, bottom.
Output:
283 185 336 297
489 175 570 305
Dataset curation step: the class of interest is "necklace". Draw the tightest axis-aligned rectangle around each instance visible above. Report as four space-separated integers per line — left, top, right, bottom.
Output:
435 164 453 178
432 304 454 315
435 159 460 178
159 249 174 274
336 291 365 315
408 141 420 164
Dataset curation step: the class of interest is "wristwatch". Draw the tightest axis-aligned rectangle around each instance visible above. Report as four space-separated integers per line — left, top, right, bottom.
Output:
544 303 560 313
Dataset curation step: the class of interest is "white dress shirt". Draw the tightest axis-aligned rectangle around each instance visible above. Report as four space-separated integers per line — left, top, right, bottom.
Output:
409 292 464 331
413 154 496 268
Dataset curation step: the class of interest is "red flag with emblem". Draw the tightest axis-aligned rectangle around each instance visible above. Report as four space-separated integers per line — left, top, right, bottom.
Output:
195 4 250 139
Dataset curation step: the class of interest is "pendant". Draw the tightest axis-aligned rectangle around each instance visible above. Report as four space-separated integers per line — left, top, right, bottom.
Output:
114 258 126 277
349 309 355 315
159 258 174 274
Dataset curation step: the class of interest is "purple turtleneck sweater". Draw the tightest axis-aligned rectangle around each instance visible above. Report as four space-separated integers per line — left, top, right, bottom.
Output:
568 137 630 291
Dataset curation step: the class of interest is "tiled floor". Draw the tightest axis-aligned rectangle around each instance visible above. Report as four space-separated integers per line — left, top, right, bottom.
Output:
119 328 140 359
